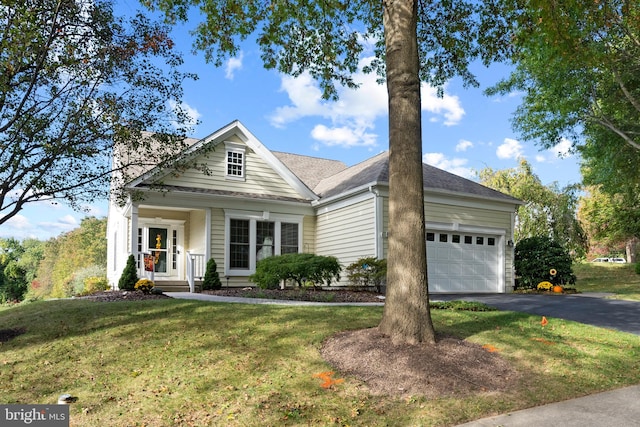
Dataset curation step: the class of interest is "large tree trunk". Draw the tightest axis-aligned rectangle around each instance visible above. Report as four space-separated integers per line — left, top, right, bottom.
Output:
378 0 436 345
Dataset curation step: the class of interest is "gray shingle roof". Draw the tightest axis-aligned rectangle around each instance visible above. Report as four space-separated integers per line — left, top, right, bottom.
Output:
308 151 520 204
272 151 348 190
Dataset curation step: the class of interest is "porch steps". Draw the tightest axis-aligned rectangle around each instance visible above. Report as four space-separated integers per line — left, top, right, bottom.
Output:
154 281 202 293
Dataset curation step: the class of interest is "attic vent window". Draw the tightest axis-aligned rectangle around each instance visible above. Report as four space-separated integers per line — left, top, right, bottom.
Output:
225 142 245 180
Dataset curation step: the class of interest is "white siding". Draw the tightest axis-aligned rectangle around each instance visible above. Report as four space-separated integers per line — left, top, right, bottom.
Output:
160 139 302 199
316 197 376 285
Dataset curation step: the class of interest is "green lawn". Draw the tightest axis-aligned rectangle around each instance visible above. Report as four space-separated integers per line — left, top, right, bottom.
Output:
574 262 640 300
2 298 640 426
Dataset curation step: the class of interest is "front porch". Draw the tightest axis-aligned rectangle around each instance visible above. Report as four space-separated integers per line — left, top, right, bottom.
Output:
137 251 207 293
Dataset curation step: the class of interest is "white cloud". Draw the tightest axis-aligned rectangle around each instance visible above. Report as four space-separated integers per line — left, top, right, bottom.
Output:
423 152 474 179
2 214 30 231
496 138 524 160
269 57 465 148
310 125 377 148
455 139 473 152
225 52 244 80
535 154 546 163
421 85 465 126
553 137 573 158
169 100 201 128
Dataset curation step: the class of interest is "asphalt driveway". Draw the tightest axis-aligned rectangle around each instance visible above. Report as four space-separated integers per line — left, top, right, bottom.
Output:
434 293 640 336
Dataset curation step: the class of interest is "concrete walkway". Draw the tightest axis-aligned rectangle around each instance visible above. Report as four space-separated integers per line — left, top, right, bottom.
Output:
167 291 640 427
457 384 640 427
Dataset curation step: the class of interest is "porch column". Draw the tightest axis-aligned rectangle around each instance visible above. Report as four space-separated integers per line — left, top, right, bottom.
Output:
205 208 211 261
130 204 139 256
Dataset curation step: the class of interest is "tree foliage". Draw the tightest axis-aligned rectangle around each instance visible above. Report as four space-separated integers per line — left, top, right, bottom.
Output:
0 238 45 302
578 186 640 261
32 216 107 298
478 159 587 256
488 0 640 151
0 0 198 225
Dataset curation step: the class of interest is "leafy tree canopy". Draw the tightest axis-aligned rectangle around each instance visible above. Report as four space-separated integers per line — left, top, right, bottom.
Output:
478 159 587 257
0 0 199 226
487 0 640 152
578 186 640 252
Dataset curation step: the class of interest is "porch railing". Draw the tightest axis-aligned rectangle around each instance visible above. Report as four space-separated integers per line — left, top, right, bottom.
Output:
186 252 206 293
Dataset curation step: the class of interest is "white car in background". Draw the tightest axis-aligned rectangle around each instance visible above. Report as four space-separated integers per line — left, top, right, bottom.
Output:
591 257 626 263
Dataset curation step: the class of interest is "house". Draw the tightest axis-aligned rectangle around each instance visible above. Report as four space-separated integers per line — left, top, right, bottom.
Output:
106 120 522 293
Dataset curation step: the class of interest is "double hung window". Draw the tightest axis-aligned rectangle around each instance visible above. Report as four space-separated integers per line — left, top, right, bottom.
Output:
226 211 302 275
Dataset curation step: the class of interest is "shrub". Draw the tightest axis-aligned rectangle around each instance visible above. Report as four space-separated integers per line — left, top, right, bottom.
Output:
345 257 387 292
202 258 222 290
635 263 640 275
134 279 154 294
250 253 341 290
69 265 107 296
84 276 109 295
118 255 138 291
514 236 576 289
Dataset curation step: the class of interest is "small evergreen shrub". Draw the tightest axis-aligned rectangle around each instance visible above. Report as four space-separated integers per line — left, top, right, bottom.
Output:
134 278 154 294
514 236 576 289
635 262 640 275
345 257 387 292
118 255 138 291
250 253 341 290
202 258 222 290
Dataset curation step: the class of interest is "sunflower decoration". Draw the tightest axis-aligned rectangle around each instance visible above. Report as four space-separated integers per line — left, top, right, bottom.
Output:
549 268 557 276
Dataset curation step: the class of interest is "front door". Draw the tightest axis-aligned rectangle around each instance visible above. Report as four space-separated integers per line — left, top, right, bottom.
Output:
138 222 183 280
149 227 169 275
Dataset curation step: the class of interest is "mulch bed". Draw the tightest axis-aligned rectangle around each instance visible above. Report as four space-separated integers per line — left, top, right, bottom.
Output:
202 287 386 303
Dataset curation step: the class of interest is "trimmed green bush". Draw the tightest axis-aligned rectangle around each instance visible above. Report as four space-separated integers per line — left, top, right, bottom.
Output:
514 236 576 289
250 253 341 290
202 258 222 290
118 255 139 291
345 257 386 292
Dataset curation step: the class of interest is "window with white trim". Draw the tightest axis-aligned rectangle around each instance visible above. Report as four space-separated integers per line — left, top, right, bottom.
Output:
225 142 245 180
225 211 302 275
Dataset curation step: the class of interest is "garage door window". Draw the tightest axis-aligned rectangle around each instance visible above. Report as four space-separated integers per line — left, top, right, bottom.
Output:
464 236 472 244
439 234 448 243
476 237 484 245
452 234 461 243
426 232 435 241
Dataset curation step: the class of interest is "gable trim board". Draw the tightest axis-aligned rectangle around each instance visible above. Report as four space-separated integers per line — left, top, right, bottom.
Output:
107 120 521 293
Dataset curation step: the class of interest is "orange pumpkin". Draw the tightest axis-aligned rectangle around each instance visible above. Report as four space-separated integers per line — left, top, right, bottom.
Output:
553 285 563 293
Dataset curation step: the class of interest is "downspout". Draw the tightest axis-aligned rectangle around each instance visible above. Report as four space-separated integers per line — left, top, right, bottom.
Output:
369 186 384 259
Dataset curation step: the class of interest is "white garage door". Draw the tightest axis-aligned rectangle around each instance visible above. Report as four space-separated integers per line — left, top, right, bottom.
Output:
426 231 501 293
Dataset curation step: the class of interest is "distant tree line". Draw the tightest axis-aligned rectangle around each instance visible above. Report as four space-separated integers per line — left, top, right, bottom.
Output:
0 217 107 303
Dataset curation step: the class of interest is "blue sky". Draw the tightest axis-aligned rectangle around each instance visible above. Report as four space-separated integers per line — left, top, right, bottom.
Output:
1 2 581 241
